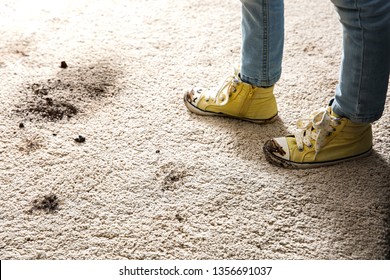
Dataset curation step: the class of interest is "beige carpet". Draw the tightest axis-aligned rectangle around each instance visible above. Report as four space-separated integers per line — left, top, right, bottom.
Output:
1 0 389 260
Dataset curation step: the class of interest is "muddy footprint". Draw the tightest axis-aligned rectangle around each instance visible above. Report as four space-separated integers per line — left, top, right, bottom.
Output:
157 162 190 191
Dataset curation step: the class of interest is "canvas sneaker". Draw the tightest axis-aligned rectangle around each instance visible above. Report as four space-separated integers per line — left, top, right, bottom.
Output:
263 105 373 168
184 70 278 124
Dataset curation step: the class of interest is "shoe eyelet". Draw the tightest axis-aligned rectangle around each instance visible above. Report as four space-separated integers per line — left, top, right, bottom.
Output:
327 132 332 137
298 147 304 152
308 144 313 148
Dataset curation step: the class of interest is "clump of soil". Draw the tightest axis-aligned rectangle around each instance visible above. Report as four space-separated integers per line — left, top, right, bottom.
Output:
74 135 86 143
30 194 59 213
60 61 68 69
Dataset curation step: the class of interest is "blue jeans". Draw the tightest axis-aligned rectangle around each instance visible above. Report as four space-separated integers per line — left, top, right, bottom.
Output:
240 0 390 123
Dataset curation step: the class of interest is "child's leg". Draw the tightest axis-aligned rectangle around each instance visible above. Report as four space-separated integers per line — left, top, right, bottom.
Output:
240 0 285 87
262 0 390 168
331 0 390 123
183 0 284 123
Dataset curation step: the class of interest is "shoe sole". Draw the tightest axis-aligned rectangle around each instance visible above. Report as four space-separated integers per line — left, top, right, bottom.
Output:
263 140 373 169
183 96 278 124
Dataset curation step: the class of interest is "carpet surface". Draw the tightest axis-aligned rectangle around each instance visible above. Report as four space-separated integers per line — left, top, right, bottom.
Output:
1 0 389 260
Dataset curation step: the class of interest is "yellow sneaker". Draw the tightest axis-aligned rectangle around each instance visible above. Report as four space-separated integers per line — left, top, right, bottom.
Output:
263 106 373 168
184 70 278 124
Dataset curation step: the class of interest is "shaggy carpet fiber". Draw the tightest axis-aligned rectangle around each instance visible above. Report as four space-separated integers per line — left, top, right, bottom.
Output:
1 0 389 259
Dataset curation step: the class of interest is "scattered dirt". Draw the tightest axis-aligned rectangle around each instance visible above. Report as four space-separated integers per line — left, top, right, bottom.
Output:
162 169 187 191
35 252 47 259
26 98 78 121
14 50 28 57
175 213 184 222
29 194 59 214
2 36 33 59
15 60 122 122
158 163 189 191
18 134 44 154
60 61 68 69
74 135 86 143
303 42 323 55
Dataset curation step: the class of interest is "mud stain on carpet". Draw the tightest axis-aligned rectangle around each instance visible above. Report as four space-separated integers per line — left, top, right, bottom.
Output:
18 134 45 154
28 194 59 214
14 60 122 122
156 162 190 191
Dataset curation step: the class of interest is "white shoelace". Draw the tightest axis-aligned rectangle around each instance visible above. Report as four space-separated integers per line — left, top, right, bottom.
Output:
204 67 240 106
294 108 341 158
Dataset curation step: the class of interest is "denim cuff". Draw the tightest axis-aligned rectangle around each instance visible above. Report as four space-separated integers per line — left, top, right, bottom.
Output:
332 102 381 124
239 72 281 88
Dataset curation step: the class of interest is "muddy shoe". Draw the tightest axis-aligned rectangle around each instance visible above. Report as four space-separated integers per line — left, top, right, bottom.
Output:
184 70 278 124
263 106 373 168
